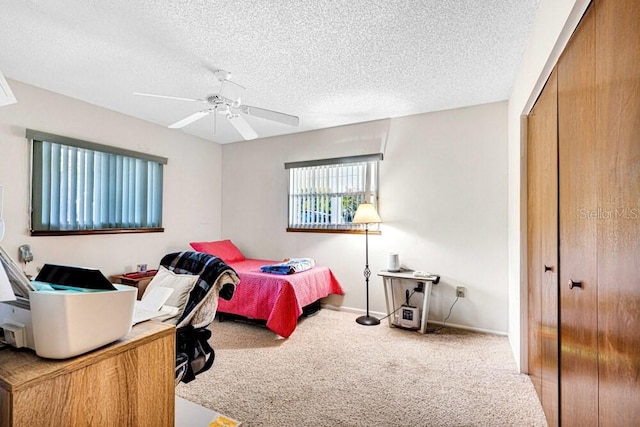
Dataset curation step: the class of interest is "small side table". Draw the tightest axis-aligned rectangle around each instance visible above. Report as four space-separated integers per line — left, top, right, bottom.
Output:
378 270 440 334
111 270 157 299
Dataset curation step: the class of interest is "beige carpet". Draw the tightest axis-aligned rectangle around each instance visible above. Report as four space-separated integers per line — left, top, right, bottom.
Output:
176 309 547 427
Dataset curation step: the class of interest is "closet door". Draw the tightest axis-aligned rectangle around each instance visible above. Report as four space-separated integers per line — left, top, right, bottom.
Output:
557 4 598 426
527 68 559 427
594 0 640 423
559 0 640 424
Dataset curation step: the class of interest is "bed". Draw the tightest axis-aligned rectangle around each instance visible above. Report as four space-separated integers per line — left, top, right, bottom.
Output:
189 240 345 338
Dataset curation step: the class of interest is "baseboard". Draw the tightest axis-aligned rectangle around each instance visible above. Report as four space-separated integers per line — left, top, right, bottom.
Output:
321 304 507 336
321 304 387 319
425 320 507 336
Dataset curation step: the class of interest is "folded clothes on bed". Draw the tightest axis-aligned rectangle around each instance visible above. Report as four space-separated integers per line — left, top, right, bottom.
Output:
260 258 316 275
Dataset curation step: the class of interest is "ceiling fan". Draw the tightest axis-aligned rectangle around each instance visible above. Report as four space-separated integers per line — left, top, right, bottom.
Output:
134 69 299 140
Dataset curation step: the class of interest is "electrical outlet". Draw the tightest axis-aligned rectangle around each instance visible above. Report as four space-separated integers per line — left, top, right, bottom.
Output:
456 286 466 298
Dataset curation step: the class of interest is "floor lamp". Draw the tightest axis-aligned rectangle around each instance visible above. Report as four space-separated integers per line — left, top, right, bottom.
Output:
352 202 381 326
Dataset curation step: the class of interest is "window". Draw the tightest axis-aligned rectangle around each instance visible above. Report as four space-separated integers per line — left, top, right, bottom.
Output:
28 130 167 235
285 154 382 232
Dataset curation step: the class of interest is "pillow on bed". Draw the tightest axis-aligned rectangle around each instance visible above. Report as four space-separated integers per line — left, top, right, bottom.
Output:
143 265 198 324
189 239 246 263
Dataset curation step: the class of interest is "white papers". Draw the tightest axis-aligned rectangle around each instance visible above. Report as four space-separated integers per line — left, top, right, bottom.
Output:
138 286 174 312
132 286 174 324
0 261 16 301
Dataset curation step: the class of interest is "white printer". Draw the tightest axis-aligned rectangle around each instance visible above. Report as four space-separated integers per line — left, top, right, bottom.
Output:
0 247 137 359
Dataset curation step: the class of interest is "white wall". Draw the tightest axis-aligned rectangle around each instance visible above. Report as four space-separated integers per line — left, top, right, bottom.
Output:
0 79 223 277
222 101 510 333
0 0 595 359
507 0 591 370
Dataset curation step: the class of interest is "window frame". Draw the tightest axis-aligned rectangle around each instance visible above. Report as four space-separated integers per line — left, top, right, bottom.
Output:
27 129 167 236
285 153 382 234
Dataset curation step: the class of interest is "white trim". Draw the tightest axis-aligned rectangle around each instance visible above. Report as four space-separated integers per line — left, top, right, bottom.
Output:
426 320 508 337
519 115 530 373
521 1 592 116
322 304 387 319
321 304 507 336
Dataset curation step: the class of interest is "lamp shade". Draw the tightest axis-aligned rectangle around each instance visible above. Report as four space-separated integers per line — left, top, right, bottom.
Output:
352 203 381 224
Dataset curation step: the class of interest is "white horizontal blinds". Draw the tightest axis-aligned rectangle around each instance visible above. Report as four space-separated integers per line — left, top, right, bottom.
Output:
31 139 163 231
287 156 379 230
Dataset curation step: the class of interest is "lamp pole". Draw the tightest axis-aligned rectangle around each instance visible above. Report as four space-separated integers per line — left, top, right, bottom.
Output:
356 222 380 325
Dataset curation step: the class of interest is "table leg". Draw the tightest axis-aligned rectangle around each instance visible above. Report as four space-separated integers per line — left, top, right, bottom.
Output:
420 281 433 334
382 277 393 328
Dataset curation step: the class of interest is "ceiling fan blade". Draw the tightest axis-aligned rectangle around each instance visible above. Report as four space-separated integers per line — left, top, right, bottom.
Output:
239 104 299 127
133 92 203 103
168 110 212 129
218 80 245 104
227 114 258 140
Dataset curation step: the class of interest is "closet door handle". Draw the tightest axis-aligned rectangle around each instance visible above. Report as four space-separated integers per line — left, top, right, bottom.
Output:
544 265 554 272
569 279 582 289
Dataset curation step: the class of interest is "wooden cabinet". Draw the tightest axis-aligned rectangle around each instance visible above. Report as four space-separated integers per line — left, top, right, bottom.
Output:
527 0 640 425
0 321 175 427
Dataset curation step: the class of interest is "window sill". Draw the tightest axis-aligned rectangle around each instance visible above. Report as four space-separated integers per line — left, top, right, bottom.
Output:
286 227 381 235
31 228 164 236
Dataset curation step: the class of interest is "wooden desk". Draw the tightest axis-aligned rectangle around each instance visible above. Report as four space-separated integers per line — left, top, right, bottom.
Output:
0 321 175 427
378 270 439 334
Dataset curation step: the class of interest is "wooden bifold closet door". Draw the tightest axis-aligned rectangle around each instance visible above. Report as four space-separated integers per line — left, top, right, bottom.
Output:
527 68 559 427
558 0 640 424
528 0 640 425
591 0 640 422
557 4 598 424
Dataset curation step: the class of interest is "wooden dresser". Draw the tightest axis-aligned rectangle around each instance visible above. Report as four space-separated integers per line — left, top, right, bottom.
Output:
0 321 175 426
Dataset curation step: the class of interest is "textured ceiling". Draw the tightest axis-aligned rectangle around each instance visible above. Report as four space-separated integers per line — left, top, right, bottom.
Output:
0 0 540 144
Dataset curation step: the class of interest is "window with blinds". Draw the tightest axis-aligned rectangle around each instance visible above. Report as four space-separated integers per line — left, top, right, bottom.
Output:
28 130 166 235
285 154 381 232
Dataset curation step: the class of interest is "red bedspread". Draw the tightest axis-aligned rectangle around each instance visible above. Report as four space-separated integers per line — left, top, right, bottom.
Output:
216 259 344 338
